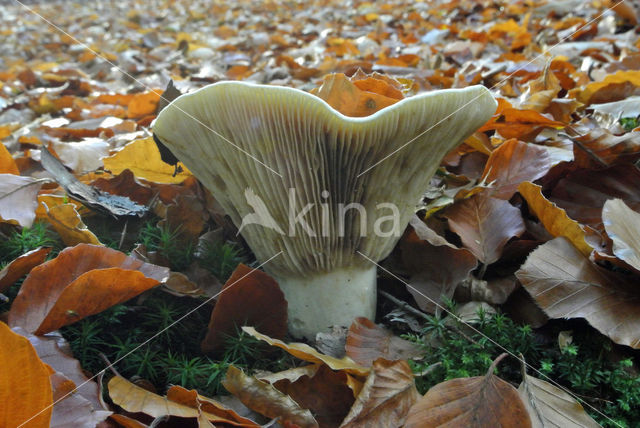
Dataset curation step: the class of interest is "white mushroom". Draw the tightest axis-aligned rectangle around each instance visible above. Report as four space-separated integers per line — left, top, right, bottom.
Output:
153 81 496 340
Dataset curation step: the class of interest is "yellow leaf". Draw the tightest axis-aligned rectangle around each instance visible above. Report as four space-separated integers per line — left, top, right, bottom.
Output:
574 70 640 105
0 141 19 174
242 326 369 377
43 203 102 246
0 323 53 428
103 137 192 184
518 182 593 256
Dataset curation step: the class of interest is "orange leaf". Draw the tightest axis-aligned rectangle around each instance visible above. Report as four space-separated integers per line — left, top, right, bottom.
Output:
311 72 403 117
0 142 19 174
8 244 169 334
127 90 162 118
201 264 287 354
0 322 53 428
479 107 565 139
573 70 640 105
0 247 51 293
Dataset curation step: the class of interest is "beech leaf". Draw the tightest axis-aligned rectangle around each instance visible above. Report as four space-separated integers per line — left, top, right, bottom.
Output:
602 198 640 271
0 174 48 227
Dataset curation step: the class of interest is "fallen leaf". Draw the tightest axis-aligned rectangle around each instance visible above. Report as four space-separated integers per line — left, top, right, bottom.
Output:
158 194 208 242
103 137 192 184
0 141 19 174
310 72 402 117
268 364 356 428
0 247 51 293
518 182 593 257
518 370 600 428
91 168 154 205
602 198 640 271
0 174 48 227
201 264 287 354
478 104 564 140
222 365 318 428
9 243 169 334
345 317 423 367
51 139 109 174
405 354 531 428
401 216 477 313
573 70 640 105
44 203 102 246
516 237 640 348
445 193 525 265
481 139 553 200
127 90 162 118
341 359 419 428
242 326 369 376
572 126 640 169
0 322 52 428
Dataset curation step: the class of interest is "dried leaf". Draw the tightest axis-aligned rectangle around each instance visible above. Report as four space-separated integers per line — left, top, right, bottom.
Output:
482 139 553 200
9 244 169 334
345 317 423 367
0 322 52 428
0 174 47 227
222 365 318 428
445 193 525 265
478 104 564 140
341 359 419 428
516 237 640 348
574 70 640 105
242 326 369 377
0 247 51 293
602 198 640 271
103 137 192 184
44 203 102 246
405 355 531 428
518 182 593 257
201 264 287 354
0 142 19 174
518 371 599 428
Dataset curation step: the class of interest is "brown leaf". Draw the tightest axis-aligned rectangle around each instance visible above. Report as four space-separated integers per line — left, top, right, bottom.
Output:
401 216 477 313
222 365 318 428
9 244 169 334
549 165 640 231
270 364 355 428
0 247 51 293
602 199 640 272
482 139 553 200
0 174 47 227
518 182 593 257
201 264 287 354
478 101 564 140
405 355 531 428
243 326 369 376
445 193 525 265
516 237 640 348
345 317 423 367
158 194 208 242
341 359 419 428
0 322 53 428
91 169 154 205
572 127 640 169
518 371 600 428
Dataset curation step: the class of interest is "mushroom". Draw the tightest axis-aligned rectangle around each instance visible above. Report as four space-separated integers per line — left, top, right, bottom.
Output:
153 81 496 340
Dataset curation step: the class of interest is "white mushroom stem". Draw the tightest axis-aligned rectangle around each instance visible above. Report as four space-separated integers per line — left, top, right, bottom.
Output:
273 266 377 340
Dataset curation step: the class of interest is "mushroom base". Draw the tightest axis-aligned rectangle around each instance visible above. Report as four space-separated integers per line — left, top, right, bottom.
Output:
274 266 377 341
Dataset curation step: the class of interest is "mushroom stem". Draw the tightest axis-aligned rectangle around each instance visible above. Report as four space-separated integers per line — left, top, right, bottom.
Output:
273 265 377 340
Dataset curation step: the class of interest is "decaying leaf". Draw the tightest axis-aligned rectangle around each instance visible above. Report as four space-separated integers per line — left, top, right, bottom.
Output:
0 322 52 428
0 247 51 293
341 359 419 428
222 365 318 428
516 237 640 348
0 173 48 227
573 70 640 105
242 326 369 377
345 317 422 367
201 264 287 354
518 182 593 257
445 193 525 265
405 354 531 428
9 244 169 334
518 367 599 428
481 139 553 200
43 203 102 246
602 198 640 271
0 141 20 174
